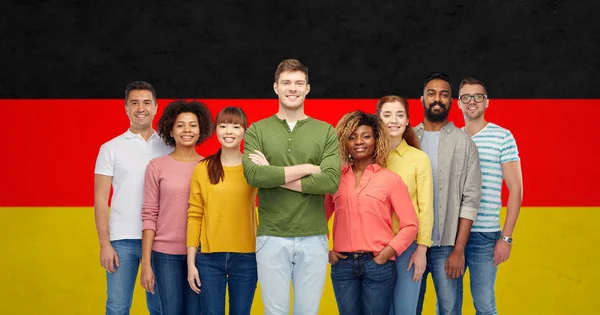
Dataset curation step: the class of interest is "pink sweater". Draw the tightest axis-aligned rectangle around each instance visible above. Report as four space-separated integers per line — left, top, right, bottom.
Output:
142 155 201 255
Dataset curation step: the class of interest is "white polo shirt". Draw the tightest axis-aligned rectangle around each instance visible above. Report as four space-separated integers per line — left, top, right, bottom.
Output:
95 129 173 241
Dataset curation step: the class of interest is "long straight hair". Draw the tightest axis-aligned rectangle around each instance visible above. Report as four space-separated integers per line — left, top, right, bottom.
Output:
203 107 248 184
375 95 421 150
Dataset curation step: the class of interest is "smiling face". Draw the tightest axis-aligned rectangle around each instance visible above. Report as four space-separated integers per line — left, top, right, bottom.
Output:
458 83 488 120
125 89 157 129
421 79 452 123
379 100 409 139
170 112 200 147
274 70 310 110
346 124 376 162
216 122 245 149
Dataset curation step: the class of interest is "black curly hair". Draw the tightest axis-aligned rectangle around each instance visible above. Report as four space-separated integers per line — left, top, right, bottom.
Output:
157 100 213 147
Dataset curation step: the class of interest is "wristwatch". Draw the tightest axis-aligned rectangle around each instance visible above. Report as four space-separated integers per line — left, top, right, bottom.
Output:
501 235 513 244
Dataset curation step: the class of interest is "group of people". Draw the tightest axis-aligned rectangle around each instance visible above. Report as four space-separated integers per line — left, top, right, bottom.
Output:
94 59 523 315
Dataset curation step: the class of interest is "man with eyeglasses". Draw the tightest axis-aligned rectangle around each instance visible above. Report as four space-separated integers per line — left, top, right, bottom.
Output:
415 72 482 315
458 78 523 315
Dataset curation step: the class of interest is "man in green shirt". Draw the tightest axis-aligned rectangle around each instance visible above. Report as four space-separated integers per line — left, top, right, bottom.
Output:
242 59 341 315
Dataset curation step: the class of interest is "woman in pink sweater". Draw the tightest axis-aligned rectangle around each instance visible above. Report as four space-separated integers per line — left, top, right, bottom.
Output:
140 100 212 314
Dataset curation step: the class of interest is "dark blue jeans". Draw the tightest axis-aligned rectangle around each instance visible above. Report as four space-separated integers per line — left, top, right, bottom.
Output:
198 252 258 315
416 246 463 315
152 251 202 315
331 252 397 315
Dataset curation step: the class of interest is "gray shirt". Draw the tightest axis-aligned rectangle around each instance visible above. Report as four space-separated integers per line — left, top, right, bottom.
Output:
421 131 441 246
415 122 482 247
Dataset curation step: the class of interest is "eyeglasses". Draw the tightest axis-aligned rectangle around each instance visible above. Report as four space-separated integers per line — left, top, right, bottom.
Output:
459 94 487 103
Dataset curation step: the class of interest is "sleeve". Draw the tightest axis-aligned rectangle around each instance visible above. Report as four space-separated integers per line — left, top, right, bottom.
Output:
500 130 520 164
459 138 482 221
300 125 342 194
388 177 419 255
415 156 434 247
141 161 160 232
187 164 206 248
94 143 114 176
242 122 286 188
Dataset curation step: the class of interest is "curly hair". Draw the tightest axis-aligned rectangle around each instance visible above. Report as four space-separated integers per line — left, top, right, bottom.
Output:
157 100 213 147
335 111 390 167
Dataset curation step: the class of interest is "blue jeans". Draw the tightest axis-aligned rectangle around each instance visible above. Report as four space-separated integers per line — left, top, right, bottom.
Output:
331 252 396 315
256 235 329 315
389 241 422 315
465 231 501 315
197 252 258 315
416 246 463 315
152 251 201 315
105 239 161 315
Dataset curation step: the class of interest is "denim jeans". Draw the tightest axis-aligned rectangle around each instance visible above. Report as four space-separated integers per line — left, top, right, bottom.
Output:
416 246 463 315
465 231 501 315
389 241 421 315
105 239 161 315
197 252 258 315
256 235 328 315
331 252 396 315
152 251 201 315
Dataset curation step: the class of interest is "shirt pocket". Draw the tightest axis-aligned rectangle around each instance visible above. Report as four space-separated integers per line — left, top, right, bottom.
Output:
366 191 388 203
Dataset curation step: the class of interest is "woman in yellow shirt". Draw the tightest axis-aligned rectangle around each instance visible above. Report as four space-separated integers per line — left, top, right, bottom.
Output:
376 95 434 315
186 107 258 315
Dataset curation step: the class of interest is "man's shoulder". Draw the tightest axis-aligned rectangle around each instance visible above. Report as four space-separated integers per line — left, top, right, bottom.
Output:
99 132 128 150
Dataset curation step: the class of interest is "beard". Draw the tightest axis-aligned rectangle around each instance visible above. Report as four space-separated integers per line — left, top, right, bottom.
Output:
424 101 450 122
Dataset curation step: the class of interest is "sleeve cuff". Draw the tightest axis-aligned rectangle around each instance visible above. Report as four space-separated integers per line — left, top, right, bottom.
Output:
459 206 478 221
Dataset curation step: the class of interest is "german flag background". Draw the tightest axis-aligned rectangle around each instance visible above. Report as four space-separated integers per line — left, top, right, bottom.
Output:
1 1 599 314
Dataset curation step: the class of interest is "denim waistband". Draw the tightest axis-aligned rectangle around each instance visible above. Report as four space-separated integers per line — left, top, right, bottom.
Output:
340 251 375 259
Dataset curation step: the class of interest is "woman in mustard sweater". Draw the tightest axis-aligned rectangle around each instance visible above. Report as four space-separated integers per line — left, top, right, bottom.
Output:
376 96 434 315
187 107 258 315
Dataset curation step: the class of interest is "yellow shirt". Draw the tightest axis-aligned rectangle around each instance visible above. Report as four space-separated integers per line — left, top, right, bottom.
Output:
387 139 434 247
187 162 258 253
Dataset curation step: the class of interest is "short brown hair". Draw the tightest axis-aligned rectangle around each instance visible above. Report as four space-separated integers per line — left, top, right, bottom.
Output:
274 59 308 83
375 95 421 150
459 77 487 95
125 81 156 103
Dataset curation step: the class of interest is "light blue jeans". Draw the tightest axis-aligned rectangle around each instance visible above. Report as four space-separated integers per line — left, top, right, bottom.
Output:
255 235 329 315
105 239 161 315
416 246 463 315
389 241 422 315
465 231 501 315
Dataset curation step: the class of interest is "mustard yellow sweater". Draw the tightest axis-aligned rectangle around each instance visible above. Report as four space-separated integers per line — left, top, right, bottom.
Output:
187 162 257 253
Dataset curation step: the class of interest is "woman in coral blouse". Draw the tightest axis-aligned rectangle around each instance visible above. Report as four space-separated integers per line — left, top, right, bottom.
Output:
326 111 418 315
140 100 213 314
186 107 258 315
376 95 434 315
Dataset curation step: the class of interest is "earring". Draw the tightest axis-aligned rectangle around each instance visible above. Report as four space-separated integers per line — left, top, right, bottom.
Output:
348 154 354 162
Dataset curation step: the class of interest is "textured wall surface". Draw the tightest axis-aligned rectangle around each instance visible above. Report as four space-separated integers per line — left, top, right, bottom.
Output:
1 0 599 98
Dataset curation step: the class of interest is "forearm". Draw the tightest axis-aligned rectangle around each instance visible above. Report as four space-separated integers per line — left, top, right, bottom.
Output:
502 187 522 236
284 164 318 184
141 230 155 267
187 246 198 268
280 179 303 192
94 202 111 246
453 218 474 251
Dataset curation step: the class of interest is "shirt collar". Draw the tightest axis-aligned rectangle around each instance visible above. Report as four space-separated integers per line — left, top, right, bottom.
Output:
341 163 383 174
393 139 409 157
124 129 160 140
415 121 457 134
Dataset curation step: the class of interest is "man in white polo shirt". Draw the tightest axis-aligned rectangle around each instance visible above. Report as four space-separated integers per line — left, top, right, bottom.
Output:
94 81 171 315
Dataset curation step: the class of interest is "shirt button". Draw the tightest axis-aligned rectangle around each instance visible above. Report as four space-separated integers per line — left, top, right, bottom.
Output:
287 149 291 152
288 138 292 141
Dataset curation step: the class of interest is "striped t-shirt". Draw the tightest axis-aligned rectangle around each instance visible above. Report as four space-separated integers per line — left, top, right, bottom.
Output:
466 123 520 232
